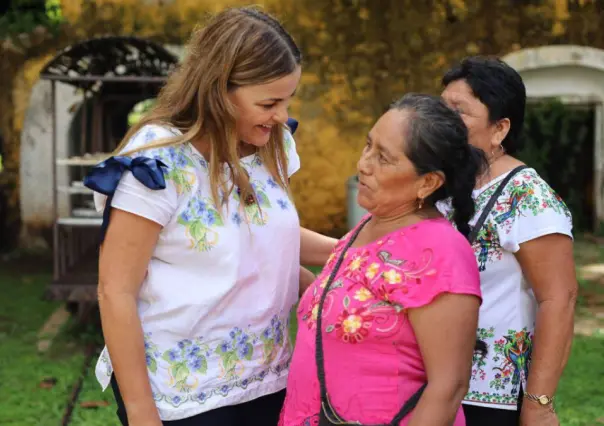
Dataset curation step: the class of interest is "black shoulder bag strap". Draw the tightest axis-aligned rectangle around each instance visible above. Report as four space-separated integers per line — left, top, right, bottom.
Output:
467 166 529 245
315 217 427 426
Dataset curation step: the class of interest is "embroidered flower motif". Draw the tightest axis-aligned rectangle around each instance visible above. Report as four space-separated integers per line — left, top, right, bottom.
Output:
382 269 402 284
354 287 373 302
319 275 329 289
348 254 366 272
267 177 278 188
365 262 380 279
277 199 289 210
152 145 197 194
233 178 272 226
177 195 223 252
334 307 374 344
160 338 210 394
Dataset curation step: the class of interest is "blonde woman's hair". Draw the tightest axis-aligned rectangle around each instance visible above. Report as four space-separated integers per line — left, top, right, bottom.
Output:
116 6 302 209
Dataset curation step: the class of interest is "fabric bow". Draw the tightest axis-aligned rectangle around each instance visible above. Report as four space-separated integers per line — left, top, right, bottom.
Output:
83 155 168 244
286 117 298 135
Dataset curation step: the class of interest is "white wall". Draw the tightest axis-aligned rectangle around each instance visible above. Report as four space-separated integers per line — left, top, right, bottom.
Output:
19 44 185 248
19 80 77 247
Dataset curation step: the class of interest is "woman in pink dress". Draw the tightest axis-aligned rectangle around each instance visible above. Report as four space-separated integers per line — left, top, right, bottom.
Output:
280 94 487 426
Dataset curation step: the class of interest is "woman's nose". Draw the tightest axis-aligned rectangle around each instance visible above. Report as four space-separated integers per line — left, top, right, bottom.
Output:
358 152 371 175
273 105 289 124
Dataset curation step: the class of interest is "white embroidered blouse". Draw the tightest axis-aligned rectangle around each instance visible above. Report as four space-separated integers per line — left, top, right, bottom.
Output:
438 168 573 411
93 124 301 421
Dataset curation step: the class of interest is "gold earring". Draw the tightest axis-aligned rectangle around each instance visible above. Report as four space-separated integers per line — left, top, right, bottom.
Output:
417 198 424 210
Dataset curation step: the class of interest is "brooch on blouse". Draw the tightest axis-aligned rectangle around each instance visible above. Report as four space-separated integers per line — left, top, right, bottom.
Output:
236 187 256 206
236 168 256 206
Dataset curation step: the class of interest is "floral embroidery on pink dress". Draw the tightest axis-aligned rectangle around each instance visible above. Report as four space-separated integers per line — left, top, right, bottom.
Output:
280 217 482 426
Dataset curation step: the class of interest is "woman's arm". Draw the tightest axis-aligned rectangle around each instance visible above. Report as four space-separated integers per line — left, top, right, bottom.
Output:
300 227 337 266
515 234 577 425
98 209 163 426
299 265 317 297
407 293 480 426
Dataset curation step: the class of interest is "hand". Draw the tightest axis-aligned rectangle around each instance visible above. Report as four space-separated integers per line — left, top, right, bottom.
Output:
520 402 560 426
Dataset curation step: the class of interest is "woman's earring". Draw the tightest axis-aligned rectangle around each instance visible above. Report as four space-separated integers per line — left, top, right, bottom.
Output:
417 198 424 210
489 144 505 164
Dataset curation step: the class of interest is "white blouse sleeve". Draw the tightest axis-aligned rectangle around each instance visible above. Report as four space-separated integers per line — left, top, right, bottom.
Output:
283 127 301 178
93 125 179 227
498 171 573 253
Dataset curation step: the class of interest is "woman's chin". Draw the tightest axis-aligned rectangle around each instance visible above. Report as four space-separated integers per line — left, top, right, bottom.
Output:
356 195 372 212
240 136 271 150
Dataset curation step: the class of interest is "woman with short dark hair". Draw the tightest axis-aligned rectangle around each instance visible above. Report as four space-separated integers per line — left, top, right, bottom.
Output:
441 56 577 426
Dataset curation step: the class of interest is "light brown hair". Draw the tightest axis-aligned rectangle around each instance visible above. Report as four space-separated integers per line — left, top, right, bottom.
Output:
117 6 302 209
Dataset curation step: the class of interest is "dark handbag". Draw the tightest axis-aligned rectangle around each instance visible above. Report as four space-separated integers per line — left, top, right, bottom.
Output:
467 166 528 244
315 217 427 426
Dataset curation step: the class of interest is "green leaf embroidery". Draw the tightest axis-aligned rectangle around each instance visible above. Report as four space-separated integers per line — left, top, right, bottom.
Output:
162 351 175 362
343 295 350 309
209 209 224 226
148 357 157 374
171 363 190 383
197 356 208 375
244 343 254 361
257 191 271 208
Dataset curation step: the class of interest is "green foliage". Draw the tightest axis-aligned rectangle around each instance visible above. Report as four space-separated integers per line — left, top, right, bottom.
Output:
127 98 156 127
517 99 595 231
0 0 63 39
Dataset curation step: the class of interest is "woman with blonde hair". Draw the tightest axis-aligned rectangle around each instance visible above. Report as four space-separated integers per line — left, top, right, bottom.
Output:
84 7 334 426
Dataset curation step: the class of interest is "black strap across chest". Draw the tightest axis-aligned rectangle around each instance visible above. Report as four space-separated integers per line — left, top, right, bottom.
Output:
467 166 529 244
315 217 426 426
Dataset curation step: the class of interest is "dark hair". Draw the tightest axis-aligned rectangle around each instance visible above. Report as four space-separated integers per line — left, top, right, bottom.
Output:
391 94 489 357
390 93 488 240
442 56 526 154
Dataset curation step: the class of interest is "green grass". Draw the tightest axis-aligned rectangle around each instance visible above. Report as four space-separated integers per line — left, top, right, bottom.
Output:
1 254 603 425
556 335 604 425
0 260 88 426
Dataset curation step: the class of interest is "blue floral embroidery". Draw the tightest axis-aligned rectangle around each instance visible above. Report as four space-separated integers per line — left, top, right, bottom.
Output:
177 195 224 251
232 212 243 226
234 179 271 226
142 314 292 408
251 155 263 167
267 177 278 189
277 199 289 210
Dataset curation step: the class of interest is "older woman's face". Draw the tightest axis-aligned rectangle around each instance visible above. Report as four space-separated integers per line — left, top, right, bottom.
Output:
356 110 425 217
441 79 499 155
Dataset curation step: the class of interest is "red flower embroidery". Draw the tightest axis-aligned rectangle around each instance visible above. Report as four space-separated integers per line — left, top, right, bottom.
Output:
334 307 374 344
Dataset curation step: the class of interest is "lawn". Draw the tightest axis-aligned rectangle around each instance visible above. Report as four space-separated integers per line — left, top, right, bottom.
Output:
0 242 603 426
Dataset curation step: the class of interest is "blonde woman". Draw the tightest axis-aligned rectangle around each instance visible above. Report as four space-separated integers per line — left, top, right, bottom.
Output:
84 7 335 426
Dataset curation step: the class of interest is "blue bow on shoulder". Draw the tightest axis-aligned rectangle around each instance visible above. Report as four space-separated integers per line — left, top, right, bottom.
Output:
83 156 168 244
286 118 298 135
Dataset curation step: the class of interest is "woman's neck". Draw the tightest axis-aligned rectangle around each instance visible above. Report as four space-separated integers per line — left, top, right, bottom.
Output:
190 138 258 160
369 207 441 235
476 154 525 188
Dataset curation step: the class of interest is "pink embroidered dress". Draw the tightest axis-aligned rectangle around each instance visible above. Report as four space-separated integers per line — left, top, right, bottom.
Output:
280 217 482 426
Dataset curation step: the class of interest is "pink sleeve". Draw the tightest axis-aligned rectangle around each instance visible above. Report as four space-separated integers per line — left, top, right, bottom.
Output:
372 231 481 309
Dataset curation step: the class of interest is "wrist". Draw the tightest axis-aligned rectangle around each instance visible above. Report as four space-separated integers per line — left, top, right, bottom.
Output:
523 392 555 412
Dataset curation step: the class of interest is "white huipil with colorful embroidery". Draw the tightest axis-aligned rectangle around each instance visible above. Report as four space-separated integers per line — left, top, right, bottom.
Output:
93 124 301 421
438 168 572 411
